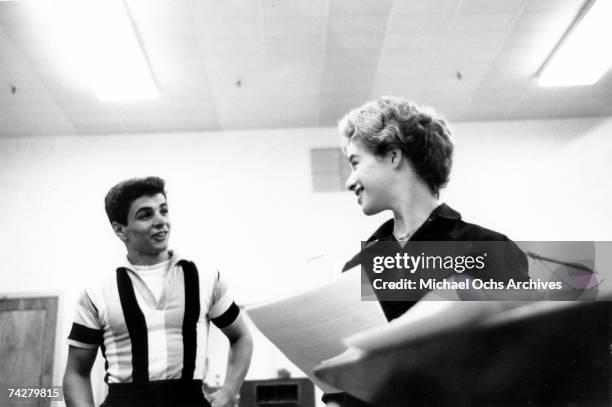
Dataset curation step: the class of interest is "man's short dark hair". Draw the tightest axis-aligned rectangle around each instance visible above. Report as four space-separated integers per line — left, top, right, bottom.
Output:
339 96 453 197
104 176 166 225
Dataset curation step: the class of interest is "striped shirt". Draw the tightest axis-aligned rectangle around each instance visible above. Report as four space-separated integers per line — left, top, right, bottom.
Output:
68 252 240 383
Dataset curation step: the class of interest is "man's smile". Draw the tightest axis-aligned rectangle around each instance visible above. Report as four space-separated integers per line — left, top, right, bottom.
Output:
151 231 168 241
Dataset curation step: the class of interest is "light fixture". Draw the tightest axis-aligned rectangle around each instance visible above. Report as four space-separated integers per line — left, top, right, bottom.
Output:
35 0 158 101
538 0 612 87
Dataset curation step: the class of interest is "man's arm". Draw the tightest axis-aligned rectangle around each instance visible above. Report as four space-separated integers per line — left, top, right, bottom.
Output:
206 314 253 407
63 346 98 407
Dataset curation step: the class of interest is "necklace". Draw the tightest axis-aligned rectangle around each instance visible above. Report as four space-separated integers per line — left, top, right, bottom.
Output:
394 231 412 241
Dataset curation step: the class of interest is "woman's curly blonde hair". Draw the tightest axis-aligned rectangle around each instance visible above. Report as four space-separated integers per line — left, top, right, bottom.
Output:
339 96 454 196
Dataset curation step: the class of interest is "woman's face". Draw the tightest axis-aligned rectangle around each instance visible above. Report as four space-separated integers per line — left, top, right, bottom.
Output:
345 140 396 215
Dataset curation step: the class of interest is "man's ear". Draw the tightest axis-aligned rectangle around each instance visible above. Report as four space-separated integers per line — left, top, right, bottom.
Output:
111 221 128 242
388 147 402 168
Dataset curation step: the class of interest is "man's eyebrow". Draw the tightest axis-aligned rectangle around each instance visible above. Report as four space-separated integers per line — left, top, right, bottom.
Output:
348 154 358 161
134 202 168 215
134 206 153 215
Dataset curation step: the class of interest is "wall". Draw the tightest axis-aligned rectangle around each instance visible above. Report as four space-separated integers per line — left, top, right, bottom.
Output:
0 116 611 405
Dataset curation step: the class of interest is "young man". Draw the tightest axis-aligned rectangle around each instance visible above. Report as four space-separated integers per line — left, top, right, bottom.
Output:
63 177 252 407
323 97 529 407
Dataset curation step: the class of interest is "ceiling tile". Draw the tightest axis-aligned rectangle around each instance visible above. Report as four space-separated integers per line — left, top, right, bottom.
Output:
204 54 267 72
450 13 516 32
377 49 439 68
197 20 261 39
127 0 196 22
137 20 201 41
327 17 389 36
199 32 265 56
70 121 125 135
329 0 394 17
424 68 485 93
325 67 378 85
392 0 459 15
523 0 585 12
0 102 75 136
465 87 525 118
508 88 575 119
0 0 610 137
513 8 581 31
265 35 324 54
326 34 385 53
164 99 220 132
320 84 371 101
0 2 29 26
558 96 607 118
323 52 380 70
193 0 259 21
458 0 527 14
432 48 498 68
387 13 454 34
265 52 323 72
440 31 507 53
319 98 367 125
370 78 425 101
260 0 328 19
263 17 327 37
157 72 214 99
382 33 443 52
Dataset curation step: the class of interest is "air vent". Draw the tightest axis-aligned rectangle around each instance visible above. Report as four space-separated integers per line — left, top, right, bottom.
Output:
310 148 351 192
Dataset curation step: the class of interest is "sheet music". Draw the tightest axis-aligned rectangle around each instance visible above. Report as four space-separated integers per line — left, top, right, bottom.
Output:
246 267 387 392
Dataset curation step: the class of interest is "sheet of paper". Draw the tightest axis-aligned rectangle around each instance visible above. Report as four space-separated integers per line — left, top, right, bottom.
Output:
343 300 562 353
246 267 387 392
343 300 490 353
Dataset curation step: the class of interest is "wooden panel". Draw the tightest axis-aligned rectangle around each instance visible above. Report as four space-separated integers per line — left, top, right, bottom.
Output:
0 310 45 407
0 297 58 407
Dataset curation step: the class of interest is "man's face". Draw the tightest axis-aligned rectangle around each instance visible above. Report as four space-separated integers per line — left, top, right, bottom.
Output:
345 140 395 215
120 193 170 257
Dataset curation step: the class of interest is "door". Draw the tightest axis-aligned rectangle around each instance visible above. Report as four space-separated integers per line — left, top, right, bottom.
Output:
0 297 58 407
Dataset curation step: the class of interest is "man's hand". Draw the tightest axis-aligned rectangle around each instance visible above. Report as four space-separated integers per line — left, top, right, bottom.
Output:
325 402 342 407
205 388 233 407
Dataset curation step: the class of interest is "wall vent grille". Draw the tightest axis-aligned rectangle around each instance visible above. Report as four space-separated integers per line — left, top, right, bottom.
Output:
310 148 351 192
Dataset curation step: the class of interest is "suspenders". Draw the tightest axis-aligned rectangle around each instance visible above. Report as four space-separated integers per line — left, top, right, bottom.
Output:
116 260 201 383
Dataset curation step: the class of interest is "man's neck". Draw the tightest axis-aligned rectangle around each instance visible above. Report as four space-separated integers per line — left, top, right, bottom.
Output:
127 250 171 266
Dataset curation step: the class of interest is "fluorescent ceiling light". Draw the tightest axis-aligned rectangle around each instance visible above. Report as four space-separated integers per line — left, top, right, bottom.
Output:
538 0 612 87
35 0 157 101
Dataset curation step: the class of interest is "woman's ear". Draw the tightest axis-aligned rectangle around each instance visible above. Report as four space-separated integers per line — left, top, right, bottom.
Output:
388 147 402 168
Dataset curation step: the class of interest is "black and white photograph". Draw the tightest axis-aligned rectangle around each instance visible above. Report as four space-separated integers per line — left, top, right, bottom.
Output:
1 0 611 406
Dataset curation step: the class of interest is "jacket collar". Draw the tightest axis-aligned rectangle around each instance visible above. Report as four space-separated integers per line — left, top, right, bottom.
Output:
366 203 461 243
117 250 185 271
